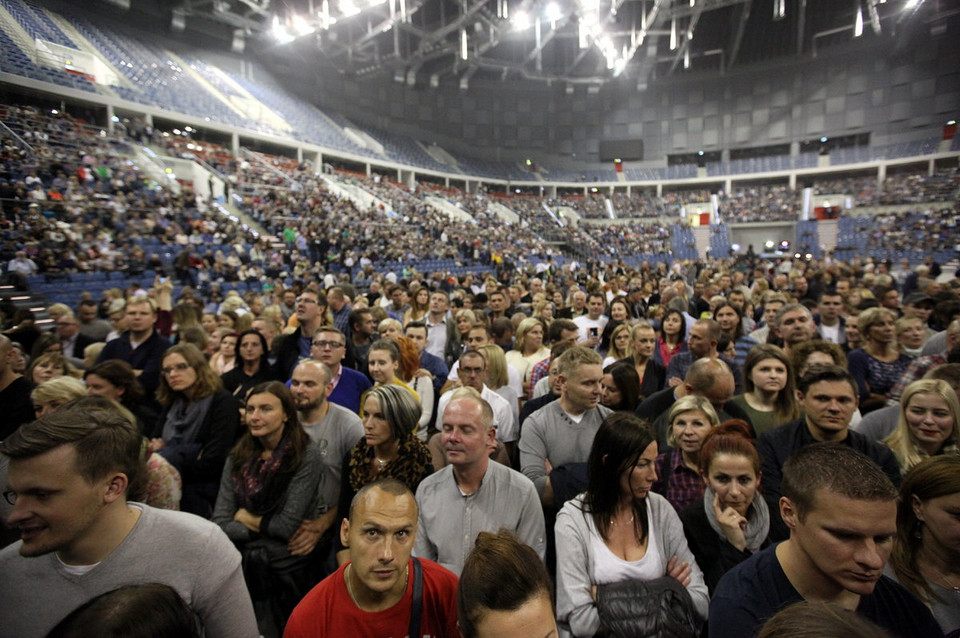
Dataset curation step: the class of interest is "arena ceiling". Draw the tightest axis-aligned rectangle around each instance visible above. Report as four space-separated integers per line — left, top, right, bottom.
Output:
133 0 952 86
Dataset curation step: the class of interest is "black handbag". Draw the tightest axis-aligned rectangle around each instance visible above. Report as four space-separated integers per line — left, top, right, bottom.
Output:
595 576 700 638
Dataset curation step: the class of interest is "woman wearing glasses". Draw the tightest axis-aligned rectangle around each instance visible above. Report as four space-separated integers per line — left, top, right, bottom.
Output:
149 343 241 517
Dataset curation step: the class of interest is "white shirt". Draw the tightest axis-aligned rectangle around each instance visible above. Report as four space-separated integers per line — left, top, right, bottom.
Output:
448 359 523 398
573 314 609 348
820 322 841 344
437 384 518 443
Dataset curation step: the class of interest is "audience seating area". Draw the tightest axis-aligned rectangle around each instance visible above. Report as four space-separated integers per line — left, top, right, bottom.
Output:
0 0 954 185
1 78 957 309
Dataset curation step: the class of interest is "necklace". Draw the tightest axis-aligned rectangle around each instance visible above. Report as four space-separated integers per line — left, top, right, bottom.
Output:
930 563 960 595
373 457 390 472
610 514 634 526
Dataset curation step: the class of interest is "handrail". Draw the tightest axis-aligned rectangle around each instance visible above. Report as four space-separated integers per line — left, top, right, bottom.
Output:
186 153 228 179
0 118 34 153
238 147 296 188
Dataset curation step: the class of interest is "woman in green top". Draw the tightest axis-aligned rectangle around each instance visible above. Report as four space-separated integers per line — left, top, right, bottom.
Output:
729 344 800 436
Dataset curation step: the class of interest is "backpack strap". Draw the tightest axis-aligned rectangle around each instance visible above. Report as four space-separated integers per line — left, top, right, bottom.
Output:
408 557 424 638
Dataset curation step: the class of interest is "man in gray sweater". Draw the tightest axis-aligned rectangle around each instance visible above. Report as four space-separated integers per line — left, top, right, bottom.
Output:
520 346 611 507
288 360 364 558
0 406 258 638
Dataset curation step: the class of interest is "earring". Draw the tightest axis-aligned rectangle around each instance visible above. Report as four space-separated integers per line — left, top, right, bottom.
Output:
913 521 923 541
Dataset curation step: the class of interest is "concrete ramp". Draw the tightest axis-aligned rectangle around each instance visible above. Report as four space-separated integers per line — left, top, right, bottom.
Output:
344 128 383 155
489 201 519 224
425 196 475 223
693 226 711 259
422 142 457 169
556 205 581 227
328 179 391 215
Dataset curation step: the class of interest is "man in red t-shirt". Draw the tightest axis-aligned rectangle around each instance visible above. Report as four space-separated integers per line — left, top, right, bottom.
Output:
284 479 459 638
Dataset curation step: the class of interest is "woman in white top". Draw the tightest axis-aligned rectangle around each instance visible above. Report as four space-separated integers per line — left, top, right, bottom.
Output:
505 317 550 399
555 412 709 637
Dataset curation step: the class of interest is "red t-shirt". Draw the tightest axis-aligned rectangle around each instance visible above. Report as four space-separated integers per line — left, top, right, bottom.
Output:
284 558 460 638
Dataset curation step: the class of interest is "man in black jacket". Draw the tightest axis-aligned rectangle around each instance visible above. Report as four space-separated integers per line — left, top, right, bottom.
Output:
97 297 170 397
757 364 900 502
276 290 328 381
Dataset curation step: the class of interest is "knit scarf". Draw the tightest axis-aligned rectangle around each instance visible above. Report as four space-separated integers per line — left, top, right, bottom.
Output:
234 435 296 516
161 393 215 446
703 486 770 553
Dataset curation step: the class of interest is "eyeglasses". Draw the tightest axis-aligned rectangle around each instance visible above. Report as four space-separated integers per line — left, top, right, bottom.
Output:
161 362 192 376
312 340 343 349
297 297 318 305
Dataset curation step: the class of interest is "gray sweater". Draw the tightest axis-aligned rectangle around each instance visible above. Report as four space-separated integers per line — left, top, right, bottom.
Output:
212 443 323 543
0 504 258 638
519 401 612 496
555 492 709 637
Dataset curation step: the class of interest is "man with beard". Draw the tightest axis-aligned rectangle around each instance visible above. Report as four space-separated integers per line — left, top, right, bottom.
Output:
287 360 363 562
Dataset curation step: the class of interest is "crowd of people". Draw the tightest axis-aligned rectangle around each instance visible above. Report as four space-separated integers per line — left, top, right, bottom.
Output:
1 235 959 636
1 103 960 638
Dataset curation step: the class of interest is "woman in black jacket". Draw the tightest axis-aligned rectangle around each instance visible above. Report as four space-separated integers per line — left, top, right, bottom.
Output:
221 329 278 399
149 343 241 517
679 420 789 594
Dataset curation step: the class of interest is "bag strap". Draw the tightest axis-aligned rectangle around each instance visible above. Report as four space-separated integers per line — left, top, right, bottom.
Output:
408 557 424 638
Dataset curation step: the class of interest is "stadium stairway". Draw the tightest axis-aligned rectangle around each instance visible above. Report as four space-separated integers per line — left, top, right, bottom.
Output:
817 219 839 255
423 196 475 223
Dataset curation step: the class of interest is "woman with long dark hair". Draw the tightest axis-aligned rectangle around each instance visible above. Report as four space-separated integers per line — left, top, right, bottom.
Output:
888 456 960 637
730 344 801 437
212 381 322 635
600 362 642 412
555 413 708 636
84 359 158 432
713 301 757 370
654 309 687 368
221 329 278 398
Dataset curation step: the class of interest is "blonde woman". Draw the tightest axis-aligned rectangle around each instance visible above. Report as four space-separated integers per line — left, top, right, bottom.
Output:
505 317 549 399
848 307 913 413
601 323 633 368
31 376 87 418
896 316 926 357
882 379 960 476
478 344 520 427
378 317 403 341
652 396 721 512
533 299 555 324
